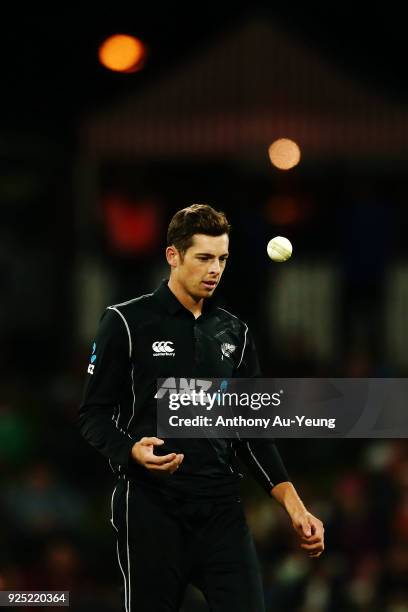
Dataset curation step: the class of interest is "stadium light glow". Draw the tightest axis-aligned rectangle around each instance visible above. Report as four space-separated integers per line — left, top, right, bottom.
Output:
98 34 146 73
268 138 301 170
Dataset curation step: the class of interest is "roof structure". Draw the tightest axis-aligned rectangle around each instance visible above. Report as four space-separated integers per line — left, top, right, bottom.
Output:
83 18 408 160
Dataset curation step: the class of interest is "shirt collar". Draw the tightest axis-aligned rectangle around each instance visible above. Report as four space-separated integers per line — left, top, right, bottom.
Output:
153 279 222 317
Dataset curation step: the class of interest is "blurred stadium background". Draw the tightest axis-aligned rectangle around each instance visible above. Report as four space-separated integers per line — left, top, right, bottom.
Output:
1 5 408 611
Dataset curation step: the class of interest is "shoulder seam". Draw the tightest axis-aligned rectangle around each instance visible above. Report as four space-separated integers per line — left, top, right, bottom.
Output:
217 306 238 320
110 293 153 308
107 306 132 358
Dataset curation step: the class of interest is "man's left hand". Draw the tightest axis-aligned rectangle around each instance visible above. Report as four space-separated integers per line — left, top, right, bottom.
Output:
291 511 325 558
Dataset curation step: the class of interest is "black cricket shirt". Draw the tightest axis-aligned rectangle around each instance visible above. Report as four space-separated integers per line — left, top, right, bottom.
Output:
78 280 290 500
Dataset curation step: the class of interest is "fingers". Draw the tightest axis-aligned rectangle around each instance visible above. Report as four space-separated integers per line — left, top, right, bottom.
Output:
136 437 184 474
146 454 184 474
300 540 323 551
301 523 312 538
295 521 312 539
294 513 324 558
146 456 183 474
309 550 323 558
310 522 317 535
301 543 324 558
300 535 321 545
145 452 178 465
295 515 314 538
299 516 323 540
140 436 164 446
300 534 324 557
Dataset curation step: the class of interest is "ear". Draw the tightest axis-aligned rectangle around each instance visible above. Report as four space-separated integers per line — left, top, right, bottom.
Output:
166 245 179 268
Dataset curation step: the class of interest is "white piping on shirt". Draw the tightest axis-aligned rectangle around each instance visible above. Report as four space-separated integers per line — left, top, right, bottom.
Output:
127 365 136 430
111 293 152 308
110 484 118 532
246 441 274 489
107 307 135 435
126 479 131 612
117 540 128 612
112 479 130 612
107 306 132 358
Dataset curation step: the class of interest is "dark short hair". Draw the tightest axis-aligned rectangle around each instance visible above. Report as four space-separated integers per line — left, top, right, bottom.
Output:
167 204 230 255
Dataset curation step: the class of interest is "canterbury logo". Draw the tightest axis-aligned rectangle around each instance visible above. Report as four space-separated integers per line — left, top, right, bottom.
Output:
221 342 236 360
152 341 175 357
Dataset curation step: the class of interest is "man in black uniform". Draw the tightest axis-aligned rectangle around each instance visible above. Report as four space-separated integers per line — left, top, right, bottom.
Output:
78 204 324 612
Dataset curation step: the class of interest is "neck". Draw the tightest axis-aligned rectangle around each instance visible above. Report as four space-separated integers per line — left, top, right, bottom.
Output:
167 276 203 318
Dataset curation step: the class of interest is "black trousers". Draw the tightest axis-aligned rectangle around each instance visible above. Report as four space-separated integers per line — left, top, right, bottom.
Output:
110 477 265 612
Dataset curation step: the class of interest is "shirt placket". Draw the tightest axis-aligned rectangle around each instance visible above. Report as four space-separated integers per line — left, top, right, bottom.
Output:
193 319 199 369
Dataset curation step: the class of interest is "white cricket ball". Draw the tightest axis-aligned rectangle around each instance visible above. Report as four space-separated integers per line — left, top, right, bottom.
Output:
267 236 293 262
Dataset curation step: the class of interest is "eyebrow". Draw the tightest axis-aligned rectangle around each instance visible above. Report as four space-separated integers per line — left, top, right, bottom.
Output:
195 252 229 257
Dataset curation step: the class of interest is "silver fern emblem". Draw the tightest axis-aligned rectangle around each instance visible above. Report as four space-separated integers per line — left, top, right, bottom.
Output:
221 342 236 360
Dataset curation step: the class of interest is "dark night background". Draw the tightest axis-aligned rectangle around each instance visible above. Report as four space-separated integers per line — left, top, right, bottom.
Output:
2 5 408 125
0 5 408 612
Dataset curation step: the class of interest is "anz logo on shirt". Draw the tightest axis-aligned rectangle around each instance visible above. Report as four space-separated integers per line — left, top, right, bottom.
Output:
87 342 97 374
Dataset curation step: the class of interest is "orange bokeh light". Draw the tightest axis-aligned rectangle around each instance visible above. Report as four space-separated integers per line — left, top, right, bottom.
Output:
268 138 301 170
98 34 146 73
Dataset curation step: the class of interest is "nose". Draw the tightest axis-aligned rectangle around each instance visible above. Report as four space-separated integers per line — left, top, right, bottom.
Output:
208 259 221 275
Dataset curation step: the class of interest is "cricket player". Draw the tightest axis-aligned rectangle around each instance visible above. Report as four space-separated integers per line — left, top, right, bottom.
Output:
77 204 324 612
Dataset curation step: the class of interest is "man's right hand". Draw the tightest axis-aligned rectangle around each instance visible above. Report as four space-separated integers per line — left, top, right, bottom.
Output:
131 437 184 474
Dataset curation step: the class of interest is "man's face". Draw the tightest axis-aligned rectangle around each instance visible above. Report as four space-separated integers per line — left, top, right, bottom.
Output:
173 233 229 300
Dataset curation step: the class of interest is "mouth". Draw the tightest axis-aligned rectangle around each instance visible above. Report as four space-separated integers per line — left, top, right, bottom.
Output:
202 280 217 290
